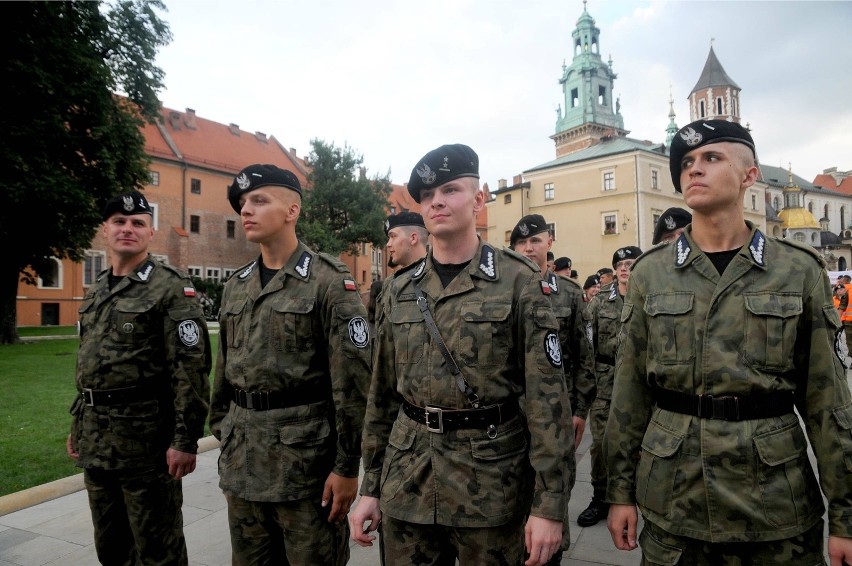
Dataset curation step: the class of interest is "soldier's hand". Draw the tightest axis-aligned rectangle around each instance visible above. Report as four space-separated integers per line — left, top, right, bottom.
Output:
66 433 78 460
524 515 562 566
572 416 586 450
607 503 638 550
828 534 852 566
349 495 381 547
322 472 357 523
166 448 197 480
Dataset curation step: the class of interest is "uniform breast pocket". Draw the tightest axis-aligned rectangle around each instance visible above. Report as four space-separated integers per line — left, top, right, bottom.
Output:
459 301 512 368
390 303 426 364
645 293 695 365
222 300 248 349
112 299 156 346
77 298 95 341
271 298 315 352
742 293 802 373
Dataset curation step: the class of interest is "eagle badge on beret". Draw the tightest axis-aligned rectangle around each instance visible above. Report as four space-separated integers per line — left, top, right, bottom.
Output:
416 163 437 185
617 249 626 258
122 195 134 212
664 215 677 230
236 172 252 190
680 126 702 146
519 223 529 236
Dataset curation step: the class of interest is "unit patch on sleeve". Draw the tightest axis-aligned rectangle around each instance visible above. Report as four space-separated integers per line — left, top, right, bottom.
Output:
183 286 196 297
178 320 200 347
343 279 357 292
544 330 562 368
835 328 851 369
540 280 551 295
348 316 369 348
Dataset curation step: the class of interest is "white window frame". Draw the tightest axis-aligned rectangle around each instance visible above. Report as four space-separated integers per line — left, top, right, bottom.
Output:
187 266 202 278
206 268 221 283
602 212 618 235
37 257 63 289
602 171 616 191
83 250 106 287
544 182 555 201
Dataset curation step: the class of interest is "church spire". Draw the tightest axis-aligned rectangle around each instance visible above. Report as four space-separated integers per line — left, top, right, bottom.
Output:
688 44 742 123
665 85 679 148
552 2 628 157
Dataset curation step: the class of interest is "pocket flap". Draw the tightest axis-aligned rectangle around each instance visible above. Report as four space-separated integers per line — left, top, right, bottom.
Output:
390 303 423 324
833 403 852 430
645 293 693 316
78 298 95 315
168 305 204 321
620 302 633 323
641 424 684 458
471 425 527 461
754 425 804 466
279 416 331 445
222 300 248 316
462 301 511 322
271 298 314 315
388 421 416 450
744 293 803 318
115 299 155 314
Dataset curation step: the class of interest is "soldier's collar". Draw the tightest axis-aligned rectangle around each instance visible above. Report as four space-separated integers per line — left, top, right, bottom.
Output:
130 258 156 283
607 284 618 301
674 225 767 269
673 233 694 268
473 244 497 280
238 260 258 279
410 257 427 281
746 229 767 268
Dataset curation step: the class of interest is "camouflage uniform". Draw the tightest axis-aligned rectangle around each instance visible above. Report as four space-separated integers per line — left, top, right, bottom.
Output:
360 241 574 565
606 224 852 561
580 283 623 508
547 271 592 553
70 255 211 566
209 243 371 566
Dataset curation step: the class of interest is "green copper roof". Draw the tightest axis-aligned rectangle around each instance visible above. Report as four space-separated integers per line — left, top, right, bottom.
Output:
525 136 667 174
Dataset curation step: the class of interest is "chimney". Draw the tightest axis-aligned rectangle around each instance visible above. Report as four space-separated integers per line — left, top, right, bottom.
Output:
290 148 297 158
183 108 197 129
255 131 267 143
228 123 240 136
512 174 522 186
168 111 181 130
498 178 507 189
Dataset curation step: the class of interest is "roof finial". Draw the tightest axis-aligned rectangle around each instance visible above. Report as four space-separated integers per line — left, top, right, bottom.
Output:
583 0 588 12
710 37 715 48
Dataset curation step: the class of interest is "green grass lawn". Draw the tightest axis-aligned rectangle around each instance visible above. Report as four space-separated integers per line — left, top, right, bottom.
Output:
17 325 78 337
0 334 218 497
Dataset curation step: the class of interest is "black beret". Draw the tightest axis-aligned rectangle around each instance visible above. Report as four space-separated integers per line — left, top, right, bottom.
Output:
102 190 153 220
670 119 756 192
510 214 549 248
554 257 572 271
384 211 425 235
228 164 301 213
596 267 613 277
546 251 555 261
408 143 479 203
652 207 692 244
612 246 643 268
583 275 600 290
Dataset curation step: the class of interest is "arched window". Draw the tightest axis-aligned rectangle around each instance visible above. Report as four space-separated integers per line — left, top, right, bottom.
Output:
716 97 723 115
38 258 62 289
793 232 806 243
699 100 706 118
840 257 847 270
808 201 814 213
773 196 780 211
842 206 846 229
811 233 818 243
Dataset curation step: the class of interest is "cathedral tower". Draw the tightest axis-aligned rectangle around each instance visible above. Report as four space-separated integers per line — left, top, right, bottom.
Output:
688 44 742 123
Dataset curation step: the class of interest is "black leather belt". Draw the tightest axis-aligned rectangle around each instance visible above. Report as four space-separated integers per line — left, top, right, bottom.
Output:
230 384 325 411
81 384 155 407
401 400 518 433
654 388 794 421
595 354 615 366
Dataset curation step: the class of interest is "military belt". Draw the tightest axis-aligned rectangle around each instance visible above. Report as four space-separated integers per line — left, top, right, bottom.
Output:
654 388 794 421
230 385 325 411
81 384 155 407
401 400 518 433
595 354 615 366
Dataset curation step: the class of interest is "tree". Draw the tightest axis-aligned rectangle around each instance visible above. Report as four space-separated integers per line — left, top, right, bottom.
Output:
298 139 392 256
0 1 170 343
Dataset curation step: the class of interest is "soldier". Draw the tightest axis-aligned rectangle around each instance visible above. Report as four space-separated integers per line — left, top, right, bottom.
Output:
385 210 428 271
652 207 692 245
350 144 573 566
547 251 556 272
577 245 642 528
582 274 600 303
605 119 852 564
596 267 614 289
209 164 371 565
67 190 211 566
553 256 572 277
511 214 590 565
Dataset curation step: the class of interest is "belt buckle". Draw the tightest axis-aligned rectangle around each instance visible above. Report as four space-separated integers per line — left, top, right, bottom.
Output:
425 405 444 433
82 388 95 407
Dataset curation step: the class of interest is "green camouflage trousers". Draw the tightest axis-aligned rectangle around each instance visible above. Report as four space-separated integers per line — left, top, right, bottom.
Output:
380 514 527 565
639 518 826 565
588 396 611 492
84 466 187 566
225 493 349 566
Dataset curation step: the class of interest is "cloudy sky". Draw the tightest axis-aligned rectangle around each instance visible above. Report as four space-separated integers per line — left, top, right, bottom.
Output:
154 0 852 188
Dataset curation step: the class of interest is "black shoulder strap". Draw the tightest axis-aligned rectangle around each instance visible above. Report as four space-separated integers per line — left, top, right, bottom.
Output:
413 284 481 409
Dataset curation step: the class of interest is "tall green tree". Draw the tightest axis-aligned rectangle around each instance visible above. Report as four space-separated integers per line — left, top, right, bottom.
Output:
0 1 170 343
298 139 392 256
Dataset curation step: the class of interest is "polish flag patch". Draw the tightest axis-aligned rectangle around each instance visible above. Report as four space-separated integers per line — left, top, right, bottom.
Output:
343 279 357 291
183 287 196 297
540 280 551 295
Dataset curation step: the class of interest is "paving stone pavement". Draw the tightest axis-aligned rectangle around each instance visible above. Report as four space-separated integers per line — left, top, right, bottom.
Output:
4 368 847 566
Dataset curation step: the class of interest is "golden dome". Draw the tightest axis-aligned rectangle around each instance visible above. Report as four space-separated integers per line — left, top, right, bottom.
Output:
778 208 820 229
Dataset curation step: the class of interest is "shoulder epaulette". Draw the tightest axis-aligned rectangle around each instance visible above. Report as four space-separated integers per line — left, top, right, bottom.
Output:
316 251 349 273
774 234 826 266
557 274 582 291
160 262 192 280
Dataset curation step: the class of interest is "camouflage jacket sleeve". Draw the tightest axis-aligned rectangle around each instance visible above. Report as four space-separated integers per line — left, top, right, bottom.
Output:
577 299 598 410
359 283 398 497
797 269 852 537
208 281 233 441
319 264 372 478
162 275 212 453
569 293 594 420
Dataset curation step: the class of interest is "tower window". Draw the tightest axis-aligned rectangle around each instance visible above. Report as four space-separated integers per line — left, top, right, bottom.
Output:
716 97 723 115
700 100 706 118
598 86 607 106
571 88 579 108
